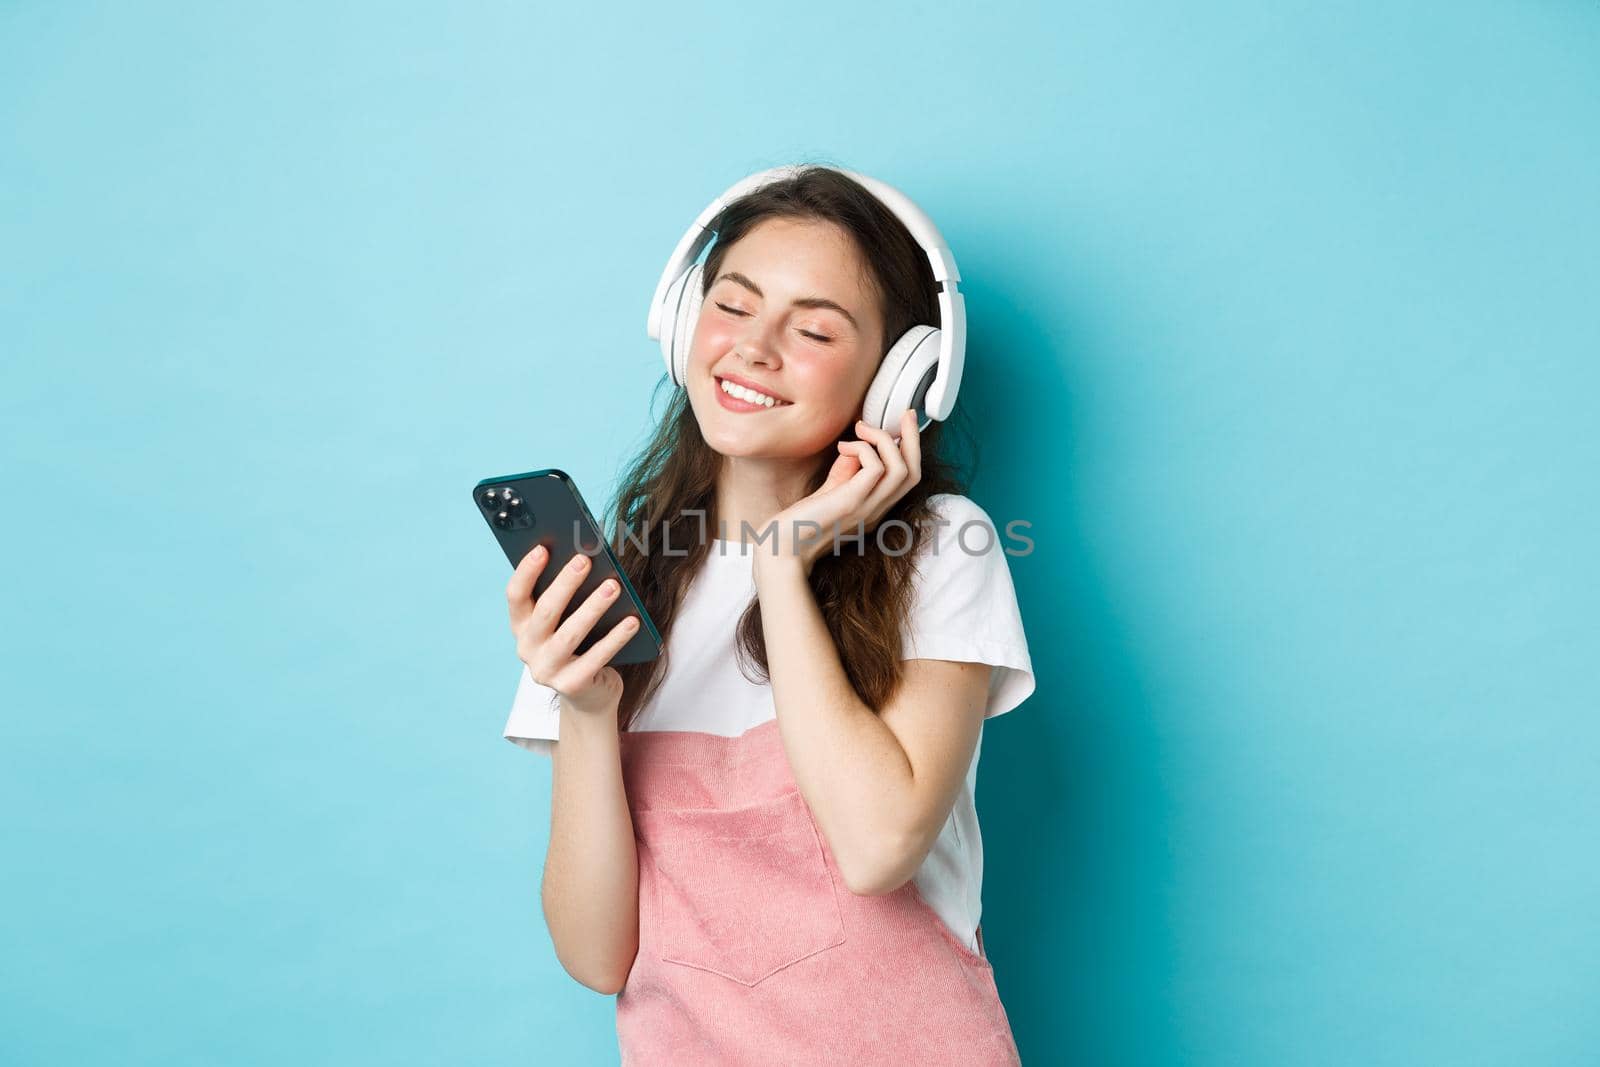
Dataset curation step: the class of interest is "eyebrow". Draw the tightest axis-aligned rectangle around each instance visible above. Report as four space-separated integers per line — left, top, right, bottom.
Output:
713 271 861 332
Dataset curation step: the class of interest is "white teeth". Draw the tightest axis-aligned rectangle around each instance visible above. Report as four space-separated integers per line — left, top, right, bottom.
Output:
719 378 783 407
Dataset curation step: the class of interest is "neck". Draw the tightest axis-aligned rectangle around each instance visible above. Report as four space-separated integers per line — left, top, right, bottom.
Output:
713 452 823 544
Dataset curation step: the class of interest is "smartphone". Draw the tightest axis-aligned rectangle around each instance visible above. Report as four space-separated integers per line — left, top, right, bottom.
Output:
473 468 663 665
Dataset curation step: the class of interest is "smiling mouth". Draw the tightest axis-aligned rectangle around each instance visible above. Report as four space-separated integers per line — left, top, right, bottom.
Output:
716 376 792 408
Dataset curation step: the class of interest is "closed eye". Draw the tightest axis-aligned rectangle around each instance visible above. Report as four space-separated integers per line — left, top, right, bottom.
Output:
714 303 834 344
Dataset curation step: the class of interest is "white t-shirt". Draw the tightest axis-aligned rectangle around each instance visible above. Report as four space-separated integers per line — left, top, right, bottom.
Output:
501 492 1036 955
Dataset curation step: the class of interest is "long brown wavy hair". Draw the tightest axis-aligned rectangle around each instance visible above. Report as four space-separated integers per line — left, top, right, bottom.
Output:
604 164 981 729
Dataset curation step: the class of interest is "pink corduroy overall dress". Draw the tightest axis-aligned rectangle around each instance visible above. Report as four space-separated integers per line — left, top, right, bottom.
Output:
615 716 1022 1066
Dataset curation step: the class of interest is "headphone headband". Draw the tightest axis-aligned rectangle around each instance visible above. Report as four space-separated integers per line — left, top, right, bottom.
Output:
646 165 966 422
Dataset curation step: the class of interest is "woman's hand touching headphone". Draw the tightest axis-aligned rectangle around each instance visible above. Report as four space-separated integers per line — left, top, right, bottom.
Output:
760 408 923 574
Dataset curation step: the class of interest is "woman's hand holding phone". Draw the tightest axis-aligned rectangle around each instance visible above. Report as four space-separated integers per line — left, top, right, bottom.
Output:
506 544 641 715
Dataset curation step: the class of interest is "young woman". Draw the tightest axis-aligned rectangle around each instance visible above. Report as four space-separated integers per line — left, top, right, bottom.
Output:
501 165 1036 1065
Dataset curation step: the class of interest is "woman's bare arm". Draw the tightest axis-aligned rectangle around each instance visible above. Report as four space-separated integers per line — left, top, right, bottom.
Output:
506 543 642 996
752 553 988 896
540 695 639 995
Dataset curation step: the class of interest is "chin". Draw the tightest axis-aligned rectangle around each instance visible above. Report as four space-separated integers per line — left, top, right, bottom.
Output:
703 425 782 459
699 419 811 463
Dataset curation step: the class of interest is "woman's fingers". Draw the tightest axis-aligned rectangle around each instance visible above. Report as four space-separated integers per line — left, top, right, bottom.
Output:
900 409 923 485
837 441 884 501
558 614 642 691
821 449 862 492
519 562 617 682
850 420 911 521
526 549 596 637
505 544 549 631
506 545 635 702
838 412 928 534
855 418 908 491
547 576 623 659
839 437 883 468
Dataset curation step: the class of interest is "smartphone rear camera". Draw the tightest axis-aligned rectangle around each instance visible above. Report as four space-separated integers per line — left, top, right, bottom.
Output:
480 487 525 511
481 484 532 530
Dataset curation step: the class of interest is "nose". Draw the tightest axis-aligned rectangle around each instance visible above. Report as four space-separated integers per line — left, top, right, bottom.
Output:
739 346 778 370
734 329 781 370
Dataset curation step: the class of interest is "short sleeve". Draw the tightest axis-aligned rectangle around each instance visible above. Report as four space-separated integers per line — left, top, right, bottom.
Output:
503 663 562 757
901 493 1037 719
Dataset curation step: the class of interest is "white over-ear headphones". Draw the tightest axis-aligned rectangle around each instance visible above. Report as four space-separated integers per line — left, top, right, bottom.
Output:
645 165 966 432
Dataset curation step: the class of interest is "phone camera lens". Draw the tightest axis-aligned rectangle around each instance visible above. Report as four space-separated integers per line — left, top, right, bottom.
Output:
493 510 513 530
505 494 522 510
479 488 504 510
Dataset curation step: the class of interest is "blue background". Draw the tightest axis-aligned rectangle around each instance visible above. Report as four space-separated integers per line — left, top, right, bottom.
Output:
3 2 1596 1064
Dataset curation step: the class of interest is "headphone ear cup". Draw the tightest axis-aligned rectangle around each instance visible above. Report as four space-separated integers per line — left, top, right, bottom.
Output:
657 270 686 383
671 263 705 388
657 263 705 386
861 324 940 430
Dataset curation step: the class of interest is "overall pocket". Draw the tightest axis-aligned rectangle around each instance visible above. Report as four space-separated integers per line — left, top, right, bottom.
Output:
634 789 846 987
